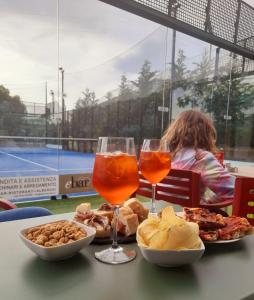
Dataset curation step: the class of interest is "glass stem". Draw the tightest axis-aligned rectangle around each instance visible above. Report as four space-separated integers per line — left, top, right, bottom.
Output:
151 184 156 214
112 205 120 249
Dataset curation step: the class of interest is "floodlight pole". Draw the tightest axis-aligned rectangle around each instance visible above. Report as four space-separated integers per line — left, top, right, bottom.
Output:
168 1 180 124
45 81 48 138
50 90 55 115
59 67 65 131
169 28 176 124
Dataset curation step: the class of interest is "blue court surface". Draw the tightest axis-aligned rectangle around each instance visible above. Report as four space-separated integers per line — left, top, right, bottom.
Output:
0 147 95 177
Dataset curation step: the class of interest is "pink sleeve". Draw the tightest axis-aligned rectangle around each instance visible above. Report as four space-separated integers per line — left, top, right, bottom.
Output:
193 151 235 201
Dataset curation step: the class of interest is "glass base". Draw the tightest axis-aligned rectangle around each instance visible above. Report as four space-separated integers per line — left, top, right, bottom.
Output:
95 246 136 265
148 212 159 218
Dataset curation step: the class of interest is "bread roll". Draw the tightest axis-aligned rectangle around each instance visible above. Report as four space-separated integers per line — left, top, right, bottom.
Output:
119 214 139 236
95 210 114 222
76 203 91 214
124 198 149 222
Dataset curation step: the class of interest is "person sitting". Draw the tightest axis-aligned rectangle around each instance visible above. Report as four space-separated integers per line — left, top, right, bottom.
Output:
161 110 235 205
0 198 52 222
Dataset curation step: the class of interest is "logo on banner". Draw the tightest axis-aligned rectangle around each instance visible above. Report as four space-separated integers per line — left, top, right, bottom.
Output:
59 173 93 194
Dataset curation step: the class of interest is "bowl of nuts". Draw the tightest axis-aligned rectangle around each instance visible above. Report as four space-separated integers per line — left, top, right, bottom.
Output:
19 220 96 261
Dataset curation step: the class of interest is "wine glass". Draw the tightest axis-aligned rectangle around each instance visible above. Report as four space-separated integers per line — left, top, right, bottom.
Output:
139 139 171 214
92 137 139 264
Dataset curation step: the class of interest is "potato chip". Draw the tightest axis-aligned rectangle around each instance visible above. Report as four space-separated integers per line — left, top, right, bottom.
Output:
136 217 160 247
136 206 201 250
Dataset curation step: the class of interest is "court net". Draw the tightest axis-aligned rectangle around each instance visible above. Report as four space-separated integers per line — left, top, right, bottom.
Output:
0 136 98 154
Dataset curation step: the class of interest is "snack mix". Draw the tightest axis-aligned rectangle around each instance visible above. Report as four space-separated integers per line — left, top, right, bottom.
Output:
25 220 87 247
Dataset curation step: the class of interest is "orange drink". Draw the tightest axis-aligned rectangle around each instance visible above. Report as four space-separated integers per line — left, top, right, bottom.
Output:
92 152 139 205
140 151 171 184
92 137 138 265
140 139 171 214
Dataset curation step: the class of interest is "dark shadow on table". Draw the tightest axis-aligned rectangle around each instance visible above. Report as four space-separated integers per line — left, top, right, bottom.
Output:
202 240 251 259
136 258 200 300
22 252 93 297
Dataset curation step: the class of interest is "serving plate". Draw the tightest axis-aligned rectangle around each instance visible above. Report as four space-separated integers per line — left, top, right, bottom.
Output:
203 238 241 244
176 211 254 244
92 234 136 245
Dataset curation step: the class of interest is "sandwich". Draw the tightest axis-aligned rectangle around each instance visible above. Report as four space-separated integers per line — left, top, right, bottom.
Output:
124 198 149 222
74 203 93 222
74 202 111 238
113 206 139 236
94 202 114 222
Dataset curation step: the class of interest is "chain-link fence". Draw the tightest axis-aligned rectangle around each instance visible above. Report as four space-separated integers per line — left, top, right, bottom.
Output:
101 0 254 59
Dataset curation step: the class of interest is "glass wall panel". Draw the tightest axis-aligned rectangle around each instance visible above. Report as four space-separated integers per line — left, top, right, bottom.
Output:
58 0 254 165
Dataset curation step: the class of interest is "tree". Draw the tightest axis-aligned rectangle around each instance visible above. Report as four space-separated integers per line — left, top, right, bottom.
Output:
105 92 113 135
75 88 98 109
176 50 254 149
175 49 187 85
177 49 213 109
119 75 133 100
73 88 98 138
118 75 134 133
0 85 26 135
132 60 157 97
205 74 254 147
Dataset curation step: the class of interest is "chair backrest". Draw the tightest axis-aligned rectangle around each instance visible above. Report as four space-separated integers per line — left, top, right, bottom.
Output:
232 177 254 225
0 198 17 210
137 169 201 207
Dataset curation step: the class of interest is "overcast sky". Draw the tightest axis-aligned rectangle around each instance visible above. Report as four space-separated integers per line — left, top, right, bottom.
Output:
0 0 253 110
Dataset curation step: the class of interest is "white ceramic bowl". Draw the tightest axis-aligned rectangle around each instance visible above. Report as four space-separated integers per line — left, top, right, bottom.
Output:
139 239 205 267
19 220 96 261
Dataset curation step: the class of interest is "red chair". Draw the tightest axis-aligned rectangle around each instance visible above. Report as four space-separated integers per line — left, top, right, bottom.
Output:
137 169 200 207
137 169 233 209
232 177 254 225
0 198 17 210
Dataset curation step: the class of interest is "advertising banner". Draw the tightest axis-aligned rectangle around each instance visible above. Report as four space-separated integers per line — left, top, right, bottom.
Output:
59 173 93 195
0 175 59 199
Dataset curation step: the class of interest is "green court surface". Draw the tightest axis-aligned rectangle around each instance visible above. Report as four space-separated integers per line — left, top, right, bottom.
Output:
16 195 150 214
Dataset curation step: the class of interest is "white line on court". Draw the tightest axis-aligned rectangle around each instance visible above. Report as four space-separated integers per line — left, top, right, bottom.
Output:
58 168 93 171
0 150 58 172
0 169 53 173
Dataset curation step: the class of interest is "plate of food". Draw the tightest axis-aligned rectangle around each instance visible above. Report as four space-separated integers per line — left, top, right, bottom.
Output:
179 207 254 244
19 220 96 261
137 206 205 267
74 198 149 244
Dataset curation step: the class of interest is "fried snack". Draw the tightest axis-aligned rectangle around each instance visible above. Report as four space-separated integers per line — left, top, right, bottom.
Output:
218 216 253 240
199 230 218 241
25 220 87 247
137 206 201 250
183 208 253 241
183 207 225 230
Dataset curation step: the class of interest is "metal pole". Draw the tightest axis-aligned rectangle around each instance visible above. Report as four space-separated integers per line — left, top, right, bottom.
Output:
169 28 176 124
167 1 179 124
50 90 55 115
224 54 233 150
162 27 168 134
57 0 60 116
45 81 48 137
59 67 65 129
